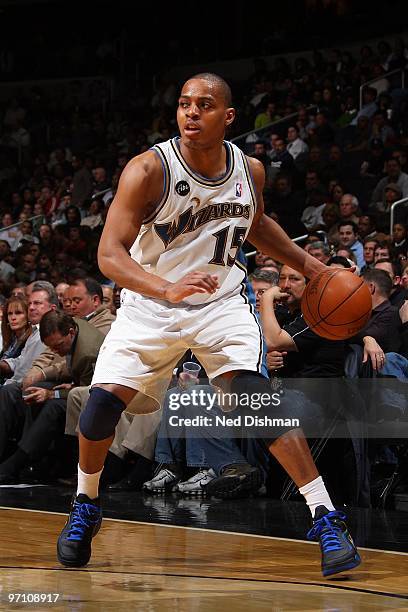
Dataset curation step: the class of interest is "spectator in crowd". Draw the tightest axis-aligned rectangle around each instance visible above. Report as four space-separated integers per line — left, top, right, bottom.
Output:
0 240 15 283
63 205 82 228
251 141 270 171
0 311 104 484
14 253 37 284
254 101 280 130
354 269 402 356
362 238 379 271
374 241 393 263
38 224 57 254
401 262 408 290
358 215 377 241
371 157 408 204
352 86 378 125
374 259 407 308
339 194 360 225
1 212 22 251
286 125 309 159
0 282 58 385
327 255 352 269
55 282 69 309
102 285 116 315
336 247 357 265
0 296 31 363
360 139 386 179
260 264 346 378
346 115 371 152
269 139 297 179
371 183 404 233
392 222 407 259
80 198 104 230
10 284 27 299
370 110 395 147
67 278 115 335
307 241 331 264
338 221 365 269
321 203 341 245
249 269 279 312
66 227 87 260
301 191 326 231
313 111 335 146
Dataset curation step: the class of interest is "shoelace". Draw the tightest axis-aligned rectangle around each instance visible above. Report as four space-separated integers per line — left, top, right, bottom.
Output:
67 501 101 541
157 469 176 481
307 511 347 552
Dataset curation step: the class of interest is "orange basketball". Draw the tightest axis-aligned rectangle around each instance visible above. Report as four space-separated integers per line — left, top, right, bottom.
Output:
301 269 372 340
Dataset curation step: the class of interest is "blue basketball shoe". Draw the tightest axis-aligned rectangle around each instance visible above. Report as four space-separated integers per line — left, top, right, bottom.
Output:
307 505 361 577
57 494 102 567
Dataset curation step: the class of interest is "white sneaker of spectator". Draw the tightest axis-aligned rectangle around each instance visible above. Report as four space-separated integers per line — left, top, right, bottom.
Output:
143 468 180 494
176 468 216 496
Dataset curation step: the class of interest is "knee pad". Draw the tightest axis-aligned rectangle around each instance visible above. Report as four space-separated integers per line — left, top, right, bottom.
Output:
79 387 126 441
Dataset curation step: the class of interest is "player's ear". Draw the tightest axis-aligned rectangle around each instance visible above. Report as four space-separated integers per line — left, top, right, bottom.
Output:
225 108 235 127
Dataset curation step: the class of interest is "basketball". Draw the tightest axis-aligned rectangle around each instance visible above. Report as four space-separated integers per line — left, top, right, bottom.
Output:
301 269 372 340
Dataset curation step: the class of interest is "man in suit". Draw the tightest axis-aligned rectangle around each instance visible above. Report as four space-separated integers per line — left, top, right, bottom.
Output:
23 277 114 387
0 312 104 484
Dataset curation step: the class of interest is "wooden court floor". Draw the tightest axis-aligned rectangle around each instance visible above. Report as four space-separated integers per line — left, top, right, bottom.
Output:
0 507 407 611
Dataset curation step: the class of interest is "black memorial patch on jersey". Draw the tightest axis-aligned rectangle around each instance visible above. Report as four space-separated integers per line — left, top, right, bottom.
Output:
175 181 190 196
154 202 251 248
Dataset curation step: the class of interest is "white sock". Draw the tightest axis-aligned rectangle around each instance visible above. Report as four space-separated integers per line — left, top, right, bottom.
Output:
299 476 335 518
77 465 103 500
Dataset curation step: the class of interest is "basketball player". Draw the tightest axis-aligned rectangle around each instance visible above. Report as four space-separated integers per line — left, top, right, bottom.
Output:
57 74 360 577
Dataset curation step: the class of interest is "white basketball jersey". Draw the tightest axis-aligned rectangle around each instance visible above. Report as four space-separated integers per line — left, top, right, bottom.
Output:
128 137 257 305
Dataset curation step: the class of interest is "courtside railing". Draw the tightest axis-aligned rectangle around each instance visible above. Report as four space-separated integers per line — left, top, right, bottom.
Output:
245 230 328 261
231 106 317 153
0 215 46 236
390 197 408 234
359 68 406 109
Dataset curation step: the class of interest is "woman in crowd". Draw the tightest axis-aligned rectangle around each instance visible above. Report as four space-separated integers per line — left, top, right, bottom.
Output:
0 296 31 380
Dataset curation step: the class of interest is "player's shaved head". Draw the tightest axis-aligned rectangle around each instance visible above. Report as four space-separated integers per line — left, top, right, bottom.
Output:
185 73 232 107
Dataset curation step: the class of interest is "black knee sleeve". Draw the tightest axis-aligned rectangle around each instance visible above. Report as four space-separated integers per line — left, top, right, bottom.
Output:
79 387 126 441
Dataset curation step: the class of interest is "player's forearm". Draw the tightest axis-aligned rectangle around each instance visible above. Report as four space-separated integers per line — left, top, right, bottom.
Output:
249 216 325 278
98 247 171 299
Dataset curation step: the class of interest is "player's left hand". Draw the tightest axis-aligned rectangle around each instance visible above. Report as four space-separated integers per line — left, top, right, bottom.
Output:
164 271 219 302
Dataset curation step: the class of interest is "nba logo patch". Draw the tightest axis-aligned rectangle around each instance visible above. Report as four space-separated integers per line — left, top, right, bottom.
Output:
235 182 242 197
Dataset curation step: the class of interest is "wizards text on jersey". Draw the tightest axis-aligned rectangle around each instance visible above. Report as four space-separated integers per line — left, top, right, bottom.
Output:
154 202 251 248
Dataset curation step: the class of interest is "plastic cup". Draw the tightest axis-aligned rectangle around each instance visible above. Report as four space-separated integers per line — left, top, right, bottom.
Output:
182 362 201 378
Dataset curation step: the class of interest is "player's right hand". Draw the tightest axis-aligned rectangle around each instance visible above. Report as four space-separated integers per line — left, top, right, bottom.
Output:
164 272 219 303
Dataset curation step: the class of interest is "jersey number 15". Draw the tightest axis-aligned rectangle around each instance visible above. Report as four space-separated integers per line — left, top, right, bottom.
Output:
209 226 247 267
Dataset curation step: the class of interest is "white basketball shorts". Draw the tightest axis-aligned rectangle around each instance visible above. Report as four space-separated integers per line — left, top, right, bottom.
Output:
91 289 264 405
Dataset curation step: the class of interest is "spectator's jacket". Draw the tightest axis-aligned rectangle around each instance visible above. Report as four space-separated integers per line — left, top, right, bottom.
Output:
85 307 115 336
351 299 402 353
58 318 104 399
26 307 115 382
3 326 45 385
